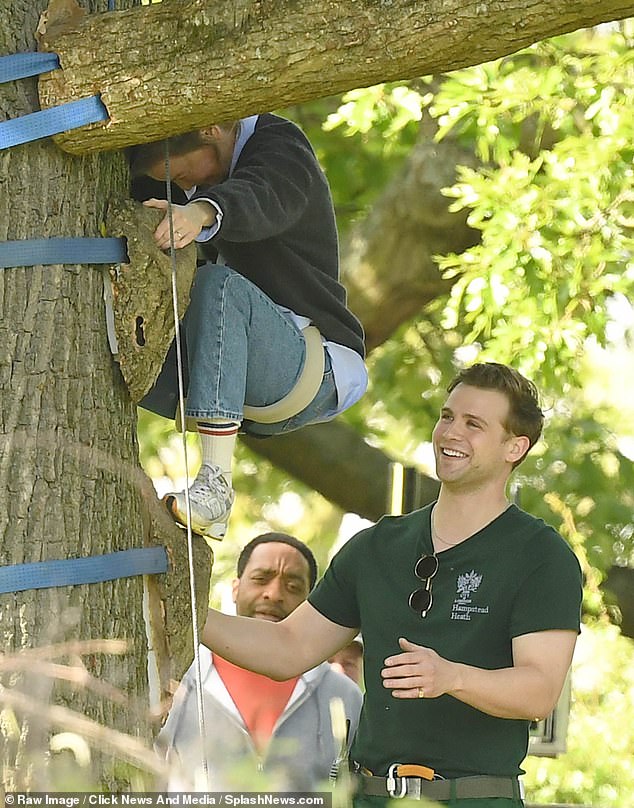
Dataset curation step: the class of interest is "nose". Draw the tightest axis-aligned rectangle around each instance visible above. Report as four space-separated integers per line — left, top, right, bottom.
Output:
441 417 467 441
262 576 284 602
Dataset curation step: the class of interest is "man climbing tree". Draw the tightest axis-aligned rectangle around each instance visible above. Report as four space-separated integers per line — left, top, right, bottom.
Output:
129 114 367 541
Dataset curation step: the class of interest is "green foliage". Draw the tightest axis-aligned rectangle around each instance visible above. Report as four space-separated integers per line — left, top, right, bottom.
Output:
519 406 634 571
319 26 634 393
317 24 634 577
523 623 634 807
282 84 423 230
433 29 634 390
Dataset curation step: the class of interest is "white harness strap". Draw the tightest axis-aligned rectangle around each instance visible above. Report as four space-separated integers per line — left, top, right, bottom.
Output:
243 325 325 424
175 324 325 431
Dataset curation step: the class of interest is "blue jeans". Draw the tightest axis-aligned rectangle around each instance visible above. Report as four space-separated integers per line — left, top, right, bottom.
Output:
140 263 338 436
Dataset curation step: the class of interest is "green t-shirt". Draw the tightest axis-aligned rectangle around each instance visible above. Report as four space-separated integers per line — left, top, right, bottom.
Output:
308 504 582 779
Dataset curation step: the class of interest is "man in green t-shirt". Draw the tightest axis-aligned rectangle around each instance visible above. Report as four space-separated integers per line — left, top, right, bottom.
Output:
201 362 583 806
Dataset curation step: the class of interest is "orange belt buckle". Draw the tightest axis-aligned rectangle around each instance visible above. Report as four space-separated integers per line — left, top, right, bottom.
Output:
387 762 437 798
396 763 436 781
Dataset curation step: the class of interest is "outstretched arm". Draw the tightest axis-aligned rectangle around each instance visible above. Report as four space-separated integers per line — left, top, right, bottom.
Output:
381 629 577 720
201 600 358 681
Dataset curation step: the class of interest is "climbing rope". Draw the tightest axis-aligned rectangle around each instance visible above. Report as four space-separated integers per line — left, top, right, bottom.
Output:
163 142 210 786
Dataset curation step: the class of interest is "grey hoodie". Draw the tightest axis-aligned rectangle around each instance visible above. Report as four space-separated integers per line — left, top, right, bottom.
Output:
156 647 363 791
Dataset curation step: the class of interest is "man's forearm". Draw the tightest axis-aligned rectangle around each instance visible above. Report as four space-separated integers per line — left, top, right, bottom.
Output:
448 662 563 721
201 601 357 681
201 608 307 681
383 632 576 719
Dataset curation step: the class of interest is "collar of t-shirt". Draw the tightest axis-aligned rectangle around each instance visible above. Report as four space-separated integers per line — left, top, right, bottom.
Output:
213 654 300 751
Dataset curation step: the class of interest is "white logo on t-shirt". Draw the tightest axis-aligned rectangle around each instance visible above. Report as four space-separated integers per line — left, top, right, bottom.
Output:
451 570 489 621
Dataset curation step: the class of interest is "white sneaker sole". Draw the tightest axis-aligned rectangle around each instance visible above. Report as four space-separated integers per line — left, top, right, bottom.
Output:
163 495 229 542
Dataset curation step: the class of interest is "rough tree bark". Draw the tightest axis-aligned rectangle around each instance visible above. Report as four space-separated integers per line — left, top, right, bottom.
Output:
0 1 210 788
37 0 634 154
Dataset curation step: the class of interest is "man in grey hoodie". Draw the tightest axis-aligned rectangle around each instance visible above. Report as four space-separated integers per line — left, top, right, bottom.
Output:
156 532 362 790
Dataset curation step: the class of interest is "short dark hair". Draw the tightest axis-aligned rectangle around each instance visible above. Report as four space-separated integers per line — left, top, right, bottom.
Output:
237 532 318 590
128 122 237 178
447 362 544 467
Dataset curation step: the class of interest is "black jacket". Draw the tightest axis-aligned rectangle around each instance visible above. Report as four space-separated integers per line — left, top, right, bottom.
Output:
132 114 365 357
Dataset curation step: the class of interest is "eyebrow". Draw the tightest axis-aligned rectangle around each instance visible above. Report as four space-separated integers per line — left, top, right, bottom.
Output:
441 406 489 427
249 567 308 584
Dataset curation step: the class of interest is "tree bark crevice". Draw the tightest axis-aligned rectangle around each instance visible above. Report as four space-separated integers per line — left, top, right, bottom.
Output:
105 200 197 403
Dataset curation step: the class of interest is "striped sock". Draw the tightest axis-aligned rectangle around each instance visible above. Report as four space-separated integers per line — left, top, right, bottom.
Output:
196 419 240 484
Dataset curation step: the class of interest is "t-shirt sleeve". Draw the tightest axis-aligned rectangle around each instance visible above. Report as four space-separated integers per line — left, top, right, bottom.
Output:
509 527 583 638
308 530 368 629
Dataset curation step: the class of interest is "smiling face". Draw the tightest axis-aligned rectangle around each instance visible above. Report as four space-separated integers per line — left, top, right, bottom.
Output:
232 542 312 622
432 383 530 493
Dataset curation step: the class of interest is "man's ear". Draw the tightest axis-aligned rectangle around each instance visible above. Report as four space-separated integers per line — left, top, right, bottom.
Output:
231 577 240 604
507 435 530 464
200 125 222 142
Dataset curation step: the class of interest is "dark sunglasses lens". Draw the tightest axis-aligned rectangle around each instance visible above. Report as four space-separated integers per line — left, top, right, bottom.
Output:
409 588 432 613
415 555 439 579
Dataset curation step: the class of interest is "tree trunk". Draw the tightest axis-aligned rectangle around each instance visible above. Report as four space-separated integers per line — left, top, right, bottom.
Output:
37 0 634 154
0 1 210 788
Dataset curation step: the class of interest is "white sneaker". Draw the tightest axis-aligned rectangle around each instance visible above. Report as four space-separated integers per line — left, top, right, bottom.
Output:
163 464 234 541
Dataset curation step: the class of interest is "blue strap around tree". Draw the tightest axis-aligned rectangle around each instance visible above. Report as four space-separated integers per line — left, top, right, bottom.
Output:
0 95 108 150
0 546 169 595
0 237 128 269
0 52 122 266
0 52 61 83
0 51 109 150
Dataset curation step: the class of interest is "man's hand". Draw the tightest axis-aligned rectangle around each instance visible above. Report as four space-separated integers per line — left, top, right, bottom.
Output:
381 637 458 699
382 631 577 720
144 199 216 250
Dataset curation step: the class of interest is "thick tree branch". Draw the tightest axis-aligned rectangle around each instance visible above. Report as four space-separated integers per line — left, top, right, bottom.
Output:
37 0 634 153
243 422 439 523
342 120 479 349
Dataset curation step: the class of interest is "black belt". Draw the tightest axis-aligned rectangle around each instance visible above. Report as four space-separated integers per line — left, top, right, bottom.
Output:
356 773 523 801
